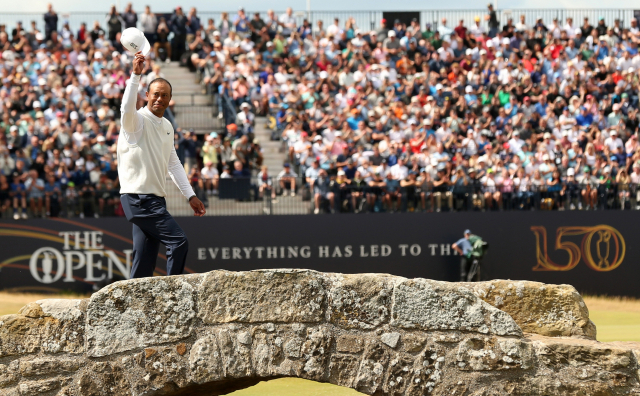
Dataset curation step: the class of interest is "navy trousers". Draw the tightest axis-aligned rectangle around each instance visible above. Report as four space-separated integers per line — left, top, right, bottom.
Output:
121 194 189 278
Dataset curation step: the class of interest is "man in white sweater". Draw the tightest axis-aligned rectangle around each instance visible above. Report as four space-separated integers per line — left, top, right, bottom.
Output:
118 51 205 279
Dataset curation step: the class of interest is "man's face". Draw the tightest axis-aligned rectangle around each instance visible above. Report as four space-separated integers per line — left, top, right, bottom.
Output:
146 81 172 115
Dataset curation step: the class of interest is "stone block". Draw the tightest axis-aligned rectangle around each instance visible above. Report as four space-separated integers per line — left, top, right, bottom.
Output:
86 276 198 357
198 270 327 324
189 335 223 384
18 378 60 395
465 280 597 339
390 279 522 336
328 274 394 329
354 339 390 394
328 354 360 388
78 362 130 396
336 335 364 354
0 299 86 357
0 361 19 387
19 358 80 377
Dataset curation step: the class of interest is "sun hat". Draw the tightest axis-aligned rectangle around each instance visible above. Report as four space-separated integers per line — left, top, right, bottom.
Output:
120 28 151 56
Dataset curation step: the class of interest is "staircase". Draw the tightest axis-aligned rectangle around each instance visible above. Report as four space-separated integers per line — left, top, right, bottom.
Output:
253 117 286 177
160 62 219 134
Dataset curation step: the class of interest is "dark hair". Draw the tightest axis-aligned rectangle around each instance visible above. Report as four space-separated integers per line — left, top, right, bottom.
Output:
147 77 173 96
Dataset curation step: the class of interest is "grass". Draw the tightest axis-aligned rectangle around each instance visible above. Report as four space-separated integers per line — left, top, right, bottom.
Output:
583 295 640 342
227 378 363 396
0 291 87 316
0 292 638 396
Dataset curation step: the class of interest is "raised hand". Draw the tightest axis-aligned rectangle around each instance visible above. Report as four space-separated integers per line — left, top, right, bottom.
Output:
132 51 145 75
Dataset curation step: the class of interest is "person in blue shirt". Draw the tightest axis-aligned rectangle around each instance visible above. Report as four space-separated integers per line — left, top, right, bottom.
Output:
452 229 474 281
575 106 593 127
534 95 548 116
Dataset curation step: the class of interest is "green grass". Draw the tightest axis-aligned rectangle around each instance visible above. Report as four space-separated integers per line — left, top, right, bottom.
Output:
227 378 363 396
588 310 640 342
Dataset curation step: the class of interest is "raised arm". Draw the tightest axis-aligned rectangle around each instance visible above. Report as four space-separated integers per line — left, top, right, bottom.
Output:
120 52 145 143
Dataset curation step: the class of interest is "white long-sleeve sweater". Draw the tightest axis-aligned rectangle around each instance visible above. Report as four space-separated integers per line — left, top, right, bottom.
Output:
117 72 195 199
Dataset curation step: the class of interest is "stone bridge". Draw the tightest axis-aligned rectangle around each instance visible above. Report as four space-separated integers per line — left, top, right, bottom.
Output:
1 269 639 395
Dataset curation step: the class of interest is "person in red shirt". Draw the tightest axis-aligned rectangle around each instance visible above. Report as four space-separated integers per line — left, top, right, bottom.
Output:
521 49 537 73
547 38 564 59
410 131 425 154
454 19 467 39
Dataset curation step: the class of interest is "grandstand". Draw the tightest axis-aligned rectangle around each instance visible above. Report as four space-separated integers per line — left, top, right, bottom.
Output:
2 4 640 218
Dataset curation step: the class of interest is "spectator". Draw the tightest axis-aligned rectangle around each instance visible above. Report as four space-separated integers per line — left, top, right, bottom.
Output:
277 163 298 196
105 5 124 42
170 6 188 61
43 3 58 40
200 161 219 195
140 6 158 45
122 3 138 29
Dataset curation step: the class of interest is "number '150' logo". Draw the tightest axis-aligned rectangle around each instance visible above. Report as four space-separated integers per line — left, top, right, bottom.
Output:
531 225 625 272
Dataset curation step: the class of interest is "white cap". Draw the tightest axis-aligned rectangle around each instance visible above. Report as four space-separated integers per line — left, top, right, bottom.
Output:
388 30 396 37
319 71 328 79
240 102 251 109
335 131 343 137
78 53 87 61
502 37 510 45
465 85 473 93
9 125 18 132
94 51 103 59
435 83 443 90
97 135 106 142
486 40 494 48
33 101 41 108
567 168 575 176
70 111 79 120
120 27 151 56
337 170 346 176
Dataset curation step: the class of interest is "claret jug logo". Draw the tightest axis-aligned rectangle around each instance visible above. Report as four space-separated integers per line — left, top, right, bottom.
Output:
531 225 625 272
28 231 132 284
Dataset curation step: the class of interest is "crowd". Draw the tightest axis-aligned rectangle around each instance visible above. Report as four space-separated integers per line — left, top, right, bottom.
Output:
2 4 640 219
189 5 640 213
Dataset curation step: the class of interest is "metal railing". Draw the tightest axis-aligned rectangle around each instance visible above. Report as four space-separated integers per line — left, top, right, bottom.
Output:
1 9 637 39
5 180 640 219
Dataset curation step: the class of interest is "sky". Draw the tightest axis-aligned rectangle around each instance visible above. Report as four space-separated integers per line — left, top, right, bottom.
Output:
8 0 640 13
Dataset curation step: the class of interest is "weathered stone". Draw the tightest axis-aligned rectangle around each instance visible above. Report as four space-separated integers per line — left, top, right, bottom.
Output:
300 326 332 381
0 299 86 357
78 362 130 396
198 270 326 324
4 269 640 396
0 361 19 387
189 335 223 384
328 274 394 329
133 345 189 395
380 332 401 349
217 328 253 378
401 334 426 353
336 335 365 354
18 378 60 394
383 353 415 395
19 358 80 377
456 337 530 371
391 279 522 336
86 276 198 357
354 339 390 394
329 354 360 388
465 280 597 339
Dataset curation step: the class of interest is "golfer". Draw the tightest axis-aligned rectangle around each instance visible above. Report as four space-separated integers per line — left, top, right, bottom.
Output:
118 51 205 279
